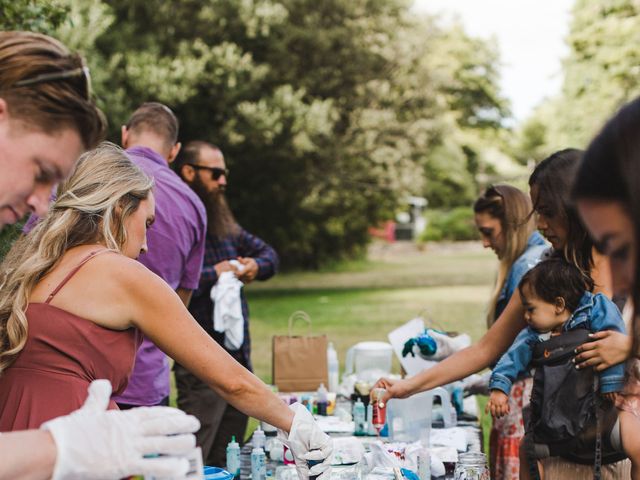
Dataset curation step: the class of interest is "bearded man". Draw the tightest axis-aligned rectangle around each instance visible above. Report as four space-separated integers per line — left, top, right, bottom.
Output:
174 141 279 466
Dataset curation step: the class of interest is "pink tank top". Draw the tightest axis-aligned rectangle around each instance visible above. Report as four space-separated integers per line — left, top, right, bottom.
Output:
0 250 141 431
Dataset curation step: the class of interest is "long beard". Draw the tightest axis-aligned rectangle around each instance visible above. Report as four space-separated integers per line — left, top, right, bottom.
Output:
189 177 238 239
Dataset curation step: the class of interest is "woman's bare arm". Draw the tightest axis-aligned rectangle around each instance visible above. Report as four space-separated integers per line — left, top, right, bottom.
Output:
0 430 56 480
120 261 294 432
378 289 527 401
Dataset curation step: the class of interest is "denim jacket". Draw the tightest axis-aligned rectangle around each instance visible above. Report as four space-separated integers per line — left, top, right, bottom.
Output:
490 291 627 395
495 231 548 320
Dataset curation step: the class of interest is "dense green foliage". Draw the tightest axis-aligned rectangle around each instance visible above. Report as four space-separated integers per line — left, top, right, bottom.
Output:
420 207 477 242
2 1 515 266
514 0 640 161
45 0 510 268
5 0 635 264
0 0 68 32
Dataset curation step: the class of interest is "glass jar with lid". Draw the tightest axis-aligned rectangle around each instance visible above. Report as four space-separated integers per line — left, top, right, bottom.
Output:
454 452 490 480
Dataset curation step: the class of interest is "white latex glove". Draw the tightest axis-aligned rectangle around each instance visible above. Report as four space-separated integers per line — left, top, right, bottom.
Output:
42 379 200 480
278 403 333 480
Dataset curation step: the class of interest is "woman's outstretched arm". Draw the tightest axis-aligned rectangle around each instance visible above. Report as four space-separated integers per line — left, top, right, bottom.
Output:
377 289 527 402
119 261 295 432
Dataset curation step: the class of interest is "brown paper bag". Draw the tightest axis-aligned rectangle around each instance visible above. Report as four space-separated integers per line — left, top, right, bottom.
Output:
272 311 328 392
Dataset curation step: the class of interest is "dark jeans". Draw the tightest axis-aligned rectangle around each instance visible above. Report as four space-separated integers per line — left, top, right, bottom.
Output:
173 363 248 467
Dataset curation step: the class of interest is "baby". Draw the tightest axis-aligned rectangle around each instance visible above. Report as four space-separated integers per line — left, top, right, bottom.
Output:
486 257 632 479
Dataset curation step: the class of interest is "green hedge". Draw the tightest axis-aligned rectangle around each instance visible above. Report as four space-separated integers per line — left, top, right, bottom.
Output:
420 207 477 242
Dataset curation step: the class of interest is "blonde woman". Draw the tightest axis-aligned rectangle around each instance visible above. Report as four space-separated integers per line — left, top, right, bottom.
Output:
0 30 202 480
0 143 332 479
473 185 547 480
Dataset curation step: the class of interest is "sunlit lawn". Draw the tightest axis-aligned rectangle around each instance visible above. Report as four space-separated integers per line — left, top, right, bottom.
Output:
172 241 497 448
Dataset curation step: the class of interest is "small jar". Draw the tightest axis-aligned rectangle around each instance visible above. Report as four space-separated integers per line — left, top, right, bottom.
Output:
454 452 490 480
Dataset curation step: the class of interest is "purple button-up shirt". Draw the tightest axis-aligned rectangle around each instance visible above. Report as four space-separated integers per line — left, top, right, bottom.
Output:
113 146 206 406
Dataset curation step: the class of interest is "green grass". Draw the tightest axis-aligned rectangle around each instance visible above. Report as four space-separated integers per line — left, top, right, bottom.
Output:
173 241 497 449
246 285 492 382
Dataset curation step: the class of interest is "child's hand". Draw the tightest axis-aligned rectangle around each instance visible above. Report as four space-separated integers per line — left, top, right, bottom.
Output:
602 392 618 403
486 390 510 418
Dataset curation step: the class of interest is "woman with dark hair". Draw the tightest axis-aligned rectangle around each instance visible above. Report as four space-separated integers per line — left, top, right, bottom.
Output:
573 95 640 479
376 149 632 477
528 149 598 279
473 185 547 479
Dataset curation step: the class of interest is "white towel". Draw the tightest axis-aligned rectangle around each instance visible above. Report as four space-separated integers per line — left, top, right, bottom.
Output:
210 271 244 350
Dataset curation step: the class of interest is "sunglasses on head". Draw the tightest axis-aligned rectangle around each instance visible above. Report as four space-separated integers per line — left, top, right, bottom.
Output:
187 164 229 181
14 65 92 100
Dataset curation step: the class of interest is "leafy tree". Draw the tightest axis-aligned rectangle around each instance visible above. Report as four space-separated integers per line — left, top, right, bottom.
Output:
47 0 509 266
517 0 640 159
0 0 68 33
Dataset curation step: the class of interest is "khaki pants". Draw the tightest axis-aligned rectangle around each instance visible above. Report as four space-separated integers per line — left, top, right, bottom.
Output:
541 458 630 479
174 363 248 467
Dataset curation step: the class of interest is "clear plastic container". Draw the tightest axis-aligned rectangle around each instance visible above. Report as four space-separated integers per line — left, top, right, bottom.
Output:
386 386 454 443
344 341 393 381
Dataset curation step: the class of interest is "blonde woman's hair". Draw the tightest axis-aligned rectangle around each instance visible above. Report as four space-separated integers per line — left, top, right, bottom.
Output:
0 143 153 374
473 184 536 327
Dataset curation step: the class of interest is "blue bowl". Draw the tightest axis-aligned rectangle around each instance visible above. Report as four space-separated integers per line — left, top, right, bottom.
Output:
203 466 234 480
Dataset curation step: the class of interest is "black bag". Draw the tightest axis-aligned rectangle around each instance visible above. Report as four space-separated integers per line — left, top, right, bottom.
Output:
526 329 625 479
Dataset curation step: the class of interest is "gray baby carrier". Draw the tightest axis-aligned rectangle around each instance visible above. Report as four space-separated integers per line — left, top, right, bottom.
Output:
524 329 626 480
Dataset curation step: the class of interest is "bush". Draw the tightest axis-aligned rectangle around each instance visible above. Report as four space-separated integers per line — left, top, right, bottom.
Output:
420 207 477 242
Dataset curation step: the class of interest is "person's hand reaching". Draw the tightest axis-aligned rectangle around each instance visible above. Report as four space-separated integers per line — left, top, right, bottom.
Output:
278 403 333 479
42 379 200 480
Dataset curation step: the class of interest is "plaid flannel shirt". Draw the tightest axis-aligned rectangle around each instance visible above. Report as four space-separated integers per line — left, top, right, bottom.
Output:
187 226 278 370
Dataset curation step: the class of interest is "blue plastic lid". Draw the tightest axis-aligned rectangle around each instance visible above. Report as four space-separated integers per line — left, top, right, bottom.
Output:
203 466 234 480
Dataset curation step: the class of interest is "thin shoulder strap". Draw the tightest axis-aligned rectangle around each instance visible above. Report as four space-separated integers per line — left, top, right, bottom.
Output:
45 249 113 304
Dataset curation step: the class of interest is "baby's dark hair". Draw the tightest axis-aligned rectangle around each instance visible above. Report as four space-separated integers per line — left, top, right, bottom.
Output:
518 257 595 312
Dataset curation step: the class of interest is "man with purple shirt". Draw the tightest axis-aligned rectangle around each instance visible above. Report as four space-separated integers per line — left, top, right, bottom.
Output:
113 103 207 408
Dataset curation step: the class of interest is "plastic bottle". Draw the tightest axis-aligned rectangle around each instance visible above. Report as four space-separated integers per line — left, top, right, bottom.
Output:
417 447 431 480
226 436 241 478
316 383 328 416
366 403 374 435
327 342 339 393
352 398 366 435
253 428 266 449
371 387 387 434
251 447 267 480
